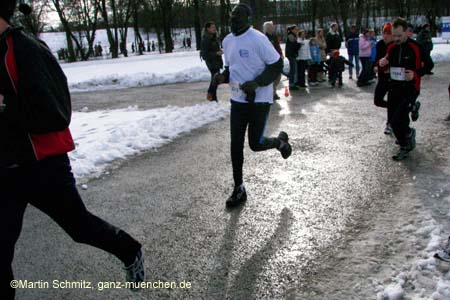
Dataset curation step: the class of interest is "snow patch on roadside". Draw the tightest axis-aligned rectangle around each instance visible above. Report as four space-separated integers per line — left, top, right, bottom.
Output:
69 102 229 178
376 194 450 300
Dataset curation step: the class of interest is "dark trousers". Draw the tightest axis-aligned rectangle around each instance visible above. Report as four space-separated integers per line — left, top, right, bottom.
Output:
288 57 297 87
388 87 416 147
308 63 319 82
374 74 391 123
0 154 141 300
329 71 343 85
296 60 308 86
230 101 280 187
357 57 372 84
207 66 220 100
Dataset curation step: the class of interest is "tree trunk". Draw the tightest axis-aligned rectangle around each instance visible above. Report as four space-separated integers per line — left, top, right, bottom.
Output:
193 0 202 50
100 0 119 58
52 0 76 62
133 0 143 55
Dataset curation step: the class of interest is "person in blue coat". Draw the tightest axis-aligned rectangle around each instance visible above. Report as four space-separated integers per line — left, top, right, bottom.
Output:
369 28 377 80
345 25 360 79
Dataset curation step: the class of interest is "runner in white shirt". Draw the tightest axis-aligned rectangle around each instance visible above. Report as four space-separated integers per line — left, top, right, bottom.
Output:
214 3 292 208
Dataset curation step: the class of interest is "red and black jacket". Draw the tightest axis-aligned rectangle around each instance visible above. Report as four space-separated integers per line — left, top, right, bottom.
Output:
385 38 426 93
0 27 74 167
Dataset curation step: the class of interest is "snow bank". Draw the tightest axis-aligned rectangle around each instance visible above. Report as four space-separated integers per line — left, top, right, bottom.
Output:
69 102 229 178
62 51 210 92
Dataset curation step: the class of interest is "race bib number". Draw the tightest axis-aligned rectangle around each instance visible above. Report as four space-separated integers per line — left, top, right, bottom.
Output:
230 82 244 100
390 67 405 81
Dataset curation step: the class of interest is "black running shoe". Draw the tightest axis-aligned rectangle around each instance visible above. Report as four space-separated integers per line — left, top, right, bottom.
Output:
392 148 410 161
277 131 292 159
226 185 247 208
124 248 145 291
393 129 415 161
411 101 421 122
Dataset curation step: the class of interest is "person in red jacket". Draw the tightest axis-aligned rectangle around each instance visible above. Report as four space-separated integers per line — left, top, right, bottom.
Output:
0 2 144 299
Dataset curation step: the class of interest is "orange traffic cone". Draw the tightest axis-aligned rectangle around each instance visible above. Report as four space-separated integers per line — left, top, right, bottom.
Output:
284 86 289 97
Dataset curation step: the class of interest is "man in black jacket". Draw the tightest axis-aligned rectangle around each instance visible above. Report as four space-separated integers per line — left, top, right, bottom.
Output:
0 2 144 298
200 21 223 101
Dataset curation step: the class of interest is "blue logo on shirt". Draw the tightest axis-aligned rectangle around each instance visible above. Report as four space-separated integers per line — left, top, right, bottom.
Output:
239 49 249 57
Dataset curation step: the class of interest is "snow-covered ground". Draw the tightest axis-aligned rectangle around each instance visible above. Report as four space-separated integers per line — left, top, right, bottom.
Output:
375 191 450 300
69 103 228 179
61 43 450 93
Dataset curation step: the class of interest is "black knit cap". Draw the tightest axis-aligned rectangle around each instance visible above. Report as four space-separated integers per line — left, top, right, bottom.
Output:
0 0 17 23
234 3 252 17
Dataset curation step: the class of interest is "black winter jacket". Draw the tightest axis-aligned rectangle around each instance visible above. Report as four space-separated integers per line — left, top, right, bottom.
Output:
200 32 223 71
0 27 73 167
325 31 342 53
285 31 300 59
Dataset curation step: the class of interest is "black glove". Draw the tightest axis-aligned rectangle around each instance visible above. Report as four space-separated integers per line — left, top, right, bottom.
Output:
213 73 225 85
239 81 258 103
239 81 258 94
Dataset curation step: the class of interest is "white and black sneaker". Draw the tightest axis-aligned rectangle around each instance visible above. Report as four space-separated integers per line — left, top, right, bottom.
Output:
226 185 247 208
277 131 292 159
124 248 145 291
435 236 450 262
384 123 393 135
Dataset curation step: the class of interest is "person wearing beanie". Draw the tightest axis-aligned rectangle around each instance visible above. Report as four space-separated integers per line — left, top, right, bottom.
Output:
0 4 145 299
327 49 354 87
374 22 394 135
213 3 292 208
0 0 17 23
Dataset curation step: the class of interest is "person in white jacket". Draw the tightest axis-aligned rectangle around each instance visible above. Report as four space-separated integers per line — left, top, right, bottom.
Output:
296 30 311 87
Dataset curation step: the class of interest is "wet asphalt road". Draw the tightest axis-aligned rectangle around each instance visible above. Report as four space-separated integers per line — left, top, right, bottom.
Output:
13 62 450 300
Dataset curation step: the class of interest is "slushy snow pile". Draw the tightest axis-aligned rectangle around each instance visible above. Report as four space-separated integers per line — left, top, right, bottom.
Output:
376 193 450 300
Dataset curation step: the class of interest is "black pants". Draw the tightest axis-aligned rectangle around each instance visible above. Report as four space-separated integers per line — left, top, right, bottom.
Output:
388 86 416 147
230 101 280 187
358 57 372 84
374 74 391 123
207 66 220 100
296 60 308 86
308 63 319 82
0 154 141 300
329 71 343 85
